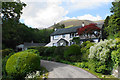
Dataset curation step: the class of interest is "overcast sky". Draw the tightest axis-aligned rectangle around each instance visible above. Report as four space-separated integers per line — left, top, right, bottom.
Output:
20 0 114 29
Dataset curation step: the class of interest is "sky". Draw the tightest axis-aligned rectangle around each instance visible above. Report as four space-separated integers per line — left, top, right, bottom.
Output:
20 0 114 29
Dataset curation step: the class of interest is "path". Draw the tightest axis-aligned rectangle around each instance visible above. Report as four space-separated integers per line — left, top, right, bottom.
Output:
41 60 101 80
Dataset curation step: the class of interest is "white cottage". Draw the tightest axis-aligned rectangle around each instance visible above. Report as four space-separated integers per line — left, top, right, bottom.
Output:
46 23 103 47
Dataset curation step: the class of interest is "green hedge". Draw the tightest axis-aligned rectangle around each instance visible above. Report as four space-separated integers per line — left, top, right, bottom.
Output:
6 49 40 79
64 45 81 62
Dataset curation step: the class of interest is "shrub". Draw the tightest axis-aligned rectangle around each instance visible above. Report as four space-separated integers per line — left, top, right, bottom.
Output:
2 52 15 79
53 46 67 60
80 41 94 61
28 46 47 56
74 62 88 68
111 49 120 67
44 46 56 56
6 50 40 79
64 45 81 62
89 39 120 74
1 48 14 58
26 49 40 55
47 57 52 61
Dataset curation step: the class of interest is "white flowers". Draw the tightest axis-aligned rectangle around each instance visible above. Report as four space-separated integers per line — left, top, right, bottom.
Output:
89 39 118 62
25 71 41 79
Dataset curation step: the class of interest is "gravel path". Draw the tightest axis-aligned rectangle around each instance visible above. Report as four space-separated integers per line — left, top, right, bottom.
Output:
41 60 101 80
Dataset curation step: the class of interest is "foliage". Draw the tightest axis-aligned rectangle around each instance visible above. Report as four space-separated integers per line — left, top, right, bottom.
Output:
89 39 120 74
77 23 100 38
53 46 67 60
6 50 40 79
111 38 120 67
74 62 88 68
44 46 56 56
53 23 65 29
102 16 109 39
2 51 15 79
1 48 14 58
64 45 81 62
2 2 26 21
2 2 54 49
28 46 47 56
104 1 120 39
80 41 95 61
72 37 80 44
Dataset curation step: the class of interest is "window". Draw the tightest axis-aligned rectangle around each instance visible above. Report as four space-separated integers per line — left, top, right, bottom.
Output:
53 35 59 40
62 34 65 38
53 43 57 46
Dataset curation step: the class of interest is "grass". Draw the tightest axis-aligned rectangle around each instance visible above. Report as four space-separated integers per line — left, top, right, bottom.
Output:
83 68 120 80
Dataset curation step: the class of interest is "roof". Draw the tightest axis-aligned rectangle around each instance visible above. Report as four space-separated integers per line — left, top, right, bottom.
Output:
51 23 103 36
24 43 46 47
51 26 82 36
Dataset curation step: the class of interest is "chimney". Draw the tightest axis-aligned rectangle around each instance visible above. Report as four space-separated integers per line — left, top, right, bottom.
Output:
82 22 85 27
54 28 57 31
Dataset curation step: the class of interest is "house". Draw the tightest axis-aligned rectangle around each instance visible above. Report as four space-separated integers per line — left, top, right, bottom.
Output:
16 42 46 51
46 22 103 47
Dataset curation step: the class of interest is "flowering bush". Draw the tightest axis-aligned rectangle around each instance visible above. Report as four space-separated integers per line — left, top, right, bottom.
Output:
88 38 120 74
89 39 117 62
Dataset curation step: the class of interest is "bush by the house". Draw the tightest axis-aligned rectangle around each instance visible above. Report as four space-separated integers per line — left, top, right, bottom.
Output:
89 39 120 74
64 44 81 62
80 41 94 61
53 46 67 60
28 46 47 56
6 50 40 79
44 46 56 56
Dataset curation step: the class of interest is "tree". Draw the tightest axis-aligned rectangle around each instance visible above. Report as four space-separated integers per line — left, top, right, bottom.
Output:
77 23 100 38
2 1 26 49
102 16 110 40
53 23 65 29
104 1 120 39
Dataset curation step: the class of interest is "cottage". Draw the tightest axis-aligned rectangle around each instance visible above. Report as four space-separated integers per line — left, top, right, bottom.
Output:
46 22 103 47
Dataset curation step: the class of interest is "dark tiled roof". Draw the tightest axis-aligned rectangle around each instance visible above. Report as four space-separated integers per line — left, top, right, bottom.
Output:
51 26 82 36
24 43 46 47
51 23 103 36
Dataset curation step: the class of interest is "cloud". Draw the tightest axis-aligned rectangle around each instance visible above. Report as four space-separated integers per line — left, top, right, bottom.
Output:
63 14 102 21
20 1 68 28
20 0 113 28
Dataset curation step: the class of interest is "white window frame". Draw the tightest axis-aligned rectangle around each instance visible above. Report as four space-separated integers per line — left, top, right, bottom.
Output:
54 35 59 40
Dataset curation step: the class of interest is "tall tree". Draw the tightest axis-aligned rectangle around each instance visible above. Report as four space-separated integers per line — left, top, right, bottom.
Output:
2 1 26 49
104 1 120 39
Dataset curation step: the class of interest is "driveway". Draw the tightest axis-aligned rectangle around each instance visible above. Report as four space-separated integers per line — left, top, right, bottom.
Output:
41 60 101 80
